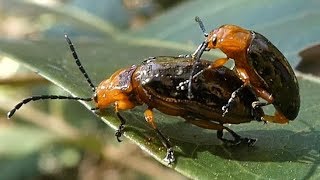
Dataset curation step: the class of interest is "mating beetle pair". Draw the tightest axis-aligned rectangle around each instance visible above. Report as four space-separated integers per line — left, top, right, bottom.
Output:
8 17 300 164
8 35 261 164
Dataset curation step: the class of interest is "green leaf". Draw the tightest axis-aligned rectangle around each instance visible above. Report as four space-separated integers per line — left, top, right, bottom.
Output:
1 0 320 179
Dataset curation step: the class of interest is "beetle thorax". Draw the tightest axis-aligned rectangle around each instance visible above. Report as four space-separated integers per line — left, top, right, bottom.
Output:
94 66 138 110
208 25 251 59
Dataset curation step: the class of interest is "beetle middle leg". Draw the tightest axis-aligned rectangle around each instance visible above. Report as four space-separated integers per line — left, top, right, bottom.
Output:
185 118 256 146
144 108 175 164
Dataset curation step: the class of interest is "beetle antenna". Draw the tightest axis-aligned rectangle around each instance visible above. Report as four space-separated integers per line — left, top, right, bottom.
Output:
195 16 208 38
187 41 208 99
64 34 96 92
7 95 92 119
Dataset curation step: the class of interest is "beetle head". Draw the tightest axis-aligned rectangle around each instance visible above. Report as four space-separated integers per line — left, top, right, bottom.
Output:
206 25 251 58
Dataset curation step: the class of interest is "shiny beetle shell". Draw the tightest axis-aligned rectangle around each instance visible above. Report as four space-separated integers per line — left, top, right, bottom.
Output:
135 56 263 124
247 32 300 120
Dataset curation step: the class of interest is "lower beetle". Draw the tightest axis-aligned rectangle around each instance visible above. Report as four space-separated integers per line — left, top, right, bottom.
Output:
8 35 263 164
188 17 300 124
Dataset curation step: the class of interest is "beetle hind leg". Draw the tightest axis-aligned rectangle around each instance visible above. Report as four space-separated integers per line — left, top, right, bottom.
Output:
220 126 257 146
185 118 256 146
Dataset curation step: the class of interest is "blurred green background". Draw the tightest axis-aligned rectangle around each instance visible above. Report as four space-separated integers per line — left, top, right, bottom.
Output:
0 0 319 179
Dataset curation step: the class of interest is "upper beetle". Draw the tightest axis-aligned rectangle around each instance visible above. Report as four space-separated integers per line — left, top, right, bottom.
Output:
8 35 263 164
188 17 300 124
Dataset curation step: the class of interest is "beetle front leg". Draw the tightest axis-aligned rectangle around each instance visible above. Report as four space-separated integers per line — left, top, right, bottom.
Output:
115 112 126 142
114 102 126 142
209 57 229 69
144 108 174 164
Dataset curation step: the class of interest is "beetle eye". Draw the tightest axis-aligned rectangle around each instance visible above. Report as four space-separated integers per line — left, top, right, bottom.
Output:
211 34 217 46
93 93 98 103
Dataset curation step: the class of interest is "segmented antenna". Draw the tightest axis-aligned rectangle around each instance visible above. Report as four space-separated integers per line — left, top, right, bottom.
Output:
7 95 92 118
195 16 208 37
64 34 96 92
186 17 210 99
7 35 96 119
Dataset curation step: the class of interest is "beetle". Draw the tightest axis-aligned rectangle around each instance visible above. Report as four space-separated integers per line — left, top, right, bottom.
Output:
187 16 300 124
8 35 263 164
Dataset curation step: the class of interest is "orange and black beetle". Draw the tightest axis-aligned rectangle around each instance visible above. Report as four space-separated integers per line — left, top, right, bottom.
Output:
188 17 300 124
8 35 263 164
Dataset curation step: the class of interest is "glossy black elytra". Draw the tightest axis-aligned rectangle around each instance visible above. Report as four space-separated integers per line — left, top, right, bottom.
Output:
8 35 263 164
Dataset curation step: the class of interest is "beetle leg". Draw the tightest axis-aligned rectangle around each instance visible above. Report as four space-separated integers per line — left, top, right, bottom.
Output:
219 126 257 146
190 57 230 80
186 57 230 98
262 111 289 124
252 101 269 109
250 105 265 122
251 90 289 124
209 57 229 69
114 102 126 142
144 108 175 164
185 119 256 146
252 87 274 104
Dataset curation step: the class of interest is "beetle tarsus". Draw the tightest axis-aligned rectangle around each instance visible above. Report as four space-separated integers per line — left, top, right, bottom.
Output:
252 101 269 109
163 147 175 165
154 129 175 163
115 124 125 142
218 128 257 146
115 112 126 142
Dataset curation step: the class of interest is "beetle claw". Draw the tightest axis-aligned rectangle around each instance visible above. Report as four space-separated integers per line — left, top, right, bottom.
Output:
115 124 125 142
163 148 175 165
242 138 257 146
115 130 122 142
223 137 257 146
